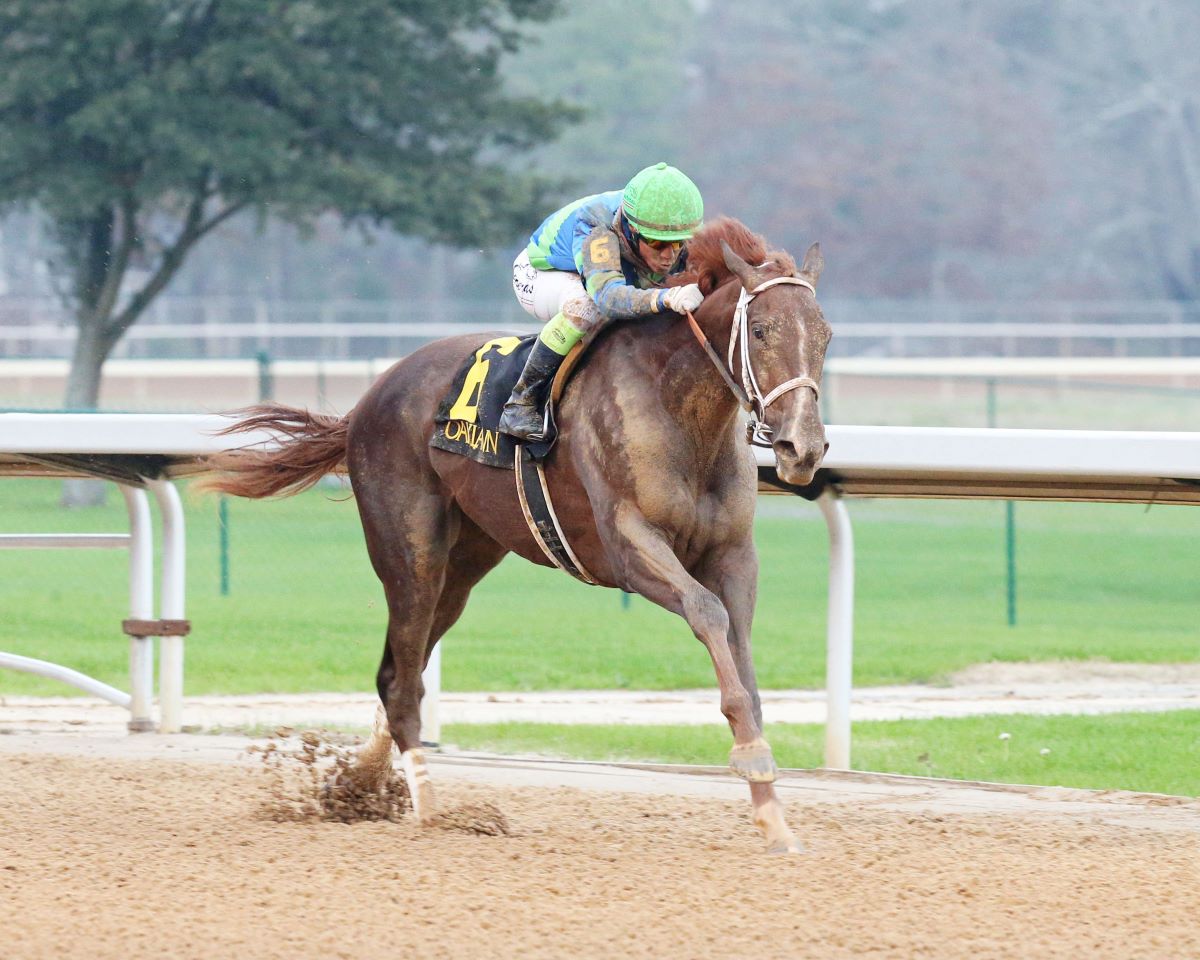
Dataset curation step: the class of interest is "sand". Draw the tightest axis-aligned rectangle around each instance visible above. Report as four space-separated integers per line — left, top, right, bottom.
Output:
1 732 1197 960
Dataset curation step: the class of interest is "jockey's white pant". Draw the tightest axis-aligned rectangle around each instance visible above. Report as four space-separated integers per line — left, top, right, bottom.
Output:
512 249 586 323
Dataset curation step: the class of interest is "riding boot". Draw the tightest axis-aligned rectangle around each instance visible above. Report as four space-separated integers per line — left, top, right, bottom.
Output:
498 338 567 440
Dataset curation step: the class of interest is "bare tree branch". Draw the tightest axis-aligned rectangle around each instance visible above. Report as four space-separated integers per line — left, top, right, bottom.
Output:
105 195 249 341
90 192 139 324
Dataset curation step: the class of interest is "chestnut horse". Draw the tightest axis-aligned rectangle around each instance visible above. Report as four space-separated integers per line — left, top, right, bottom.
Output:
205 217 830 853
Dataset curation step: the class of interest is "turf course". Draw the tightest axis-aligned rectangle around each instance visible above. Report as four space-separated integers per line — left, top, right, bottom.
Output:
1 478 1197 695
444 710 1200 798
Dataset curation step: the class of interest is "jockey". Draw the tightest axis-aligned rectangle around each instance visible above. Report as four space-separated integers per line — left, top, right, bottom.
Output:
499 161 706 440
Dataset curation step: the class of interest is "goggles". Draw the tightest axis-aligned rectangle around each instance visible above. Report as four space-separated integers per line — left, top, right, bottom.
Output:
637 234 684 253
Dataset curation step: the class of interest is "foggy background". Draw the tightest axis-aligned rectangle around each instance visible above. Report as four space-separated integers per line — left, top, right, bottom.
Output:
3 1 1197 312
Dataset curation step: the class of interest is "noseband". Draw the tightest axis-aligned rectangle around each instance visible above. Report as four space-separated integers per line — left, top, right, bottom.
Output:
686 275 820 448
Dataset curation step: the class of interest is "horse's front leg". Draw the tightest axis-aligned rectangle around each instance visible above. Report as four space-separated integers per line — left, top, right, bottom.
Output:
696 543 804 854
606 517 767 772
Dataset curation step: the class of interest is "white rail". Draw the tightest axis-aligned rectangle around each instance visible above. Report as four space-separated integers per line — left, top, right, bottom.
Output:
0 652 132 707
0 484 156 727
0 412 429 738
755 426 1200 768
4 414 1200 761
0 533 130 548
2 293 1200 361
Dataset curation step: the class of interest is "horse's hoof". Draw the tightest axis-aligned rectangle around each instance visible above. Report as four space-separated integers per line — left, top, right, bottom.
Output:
766 838 807 855
729 738 778 783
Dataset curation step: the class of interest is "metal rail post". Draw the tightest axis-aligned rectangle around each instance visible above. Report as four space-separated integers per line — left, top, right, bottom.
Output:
0 484 152 723
420 644 441 747
119 486 156 731
147 479 187 733
817 488 855 770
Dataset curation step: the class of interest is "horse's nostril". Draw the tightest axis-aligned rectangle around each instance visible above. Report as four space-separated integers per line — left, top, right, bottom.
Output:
823 442 830 456
775 440 797 459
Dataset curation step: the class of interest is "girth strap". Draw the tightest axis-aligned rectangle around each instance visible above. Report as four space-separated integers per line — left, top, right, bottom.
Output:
513 446 598 585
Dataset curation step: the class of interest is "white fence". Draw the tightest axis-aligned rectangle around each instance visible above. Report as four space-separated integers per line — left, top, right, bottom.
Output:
4 413 1200 770
3 296 1199 359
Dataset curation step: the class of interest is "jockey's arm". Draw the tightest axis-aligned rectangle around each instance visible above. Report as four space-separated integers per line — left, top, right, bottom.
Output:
576 226 668 320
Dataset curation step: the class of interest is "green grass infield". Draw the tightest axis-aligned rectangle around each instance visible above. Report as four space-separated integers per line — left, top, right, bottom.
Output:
1 479 1198 695
443 711 1200 798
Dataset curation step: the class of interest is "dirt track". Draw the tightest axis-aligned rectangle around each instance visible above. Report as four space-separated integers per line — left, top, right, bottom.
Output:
1 733 1198 960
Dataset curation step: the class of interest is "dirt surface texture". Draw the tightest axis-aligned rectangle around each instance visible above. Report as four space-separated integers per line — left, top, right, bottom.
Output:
1 727 1198 960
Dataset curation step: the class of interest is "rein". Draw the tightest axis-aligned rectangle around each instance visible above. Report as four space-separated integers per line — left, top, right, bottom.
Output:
685 275 820 448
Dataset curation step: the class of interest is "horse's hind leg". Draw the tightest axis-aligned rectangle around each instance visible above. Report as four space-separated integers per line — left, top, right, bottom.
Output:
348 467 459 822
357 504 506 823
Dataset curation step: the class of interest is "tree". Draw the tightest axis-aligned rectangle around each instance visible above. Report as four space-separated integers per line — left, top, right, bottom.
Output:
0 0 575 410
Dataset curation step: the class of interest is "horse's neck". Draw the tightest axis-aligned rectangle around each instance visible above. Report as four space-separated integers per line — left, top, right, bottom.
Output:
691 281 741 361
652 282 744 441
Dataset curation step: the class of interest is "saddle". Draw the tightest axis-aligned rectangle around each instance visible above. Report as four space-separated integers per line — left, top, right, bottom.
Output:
430 335 597 584
430 334 585 468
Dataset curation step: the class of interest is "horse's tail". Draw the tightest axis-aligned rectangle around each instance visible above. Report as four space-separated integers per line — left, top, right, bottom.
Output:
198 403 350 499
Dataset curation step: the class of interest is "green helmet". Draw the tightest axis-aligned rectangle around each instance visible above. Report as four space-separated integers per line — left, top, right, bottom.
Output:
621 162 704 241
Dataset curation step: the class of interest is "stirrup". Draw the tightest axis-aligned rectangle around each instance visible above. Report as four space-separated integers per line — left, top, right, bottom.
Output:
499 402 548 441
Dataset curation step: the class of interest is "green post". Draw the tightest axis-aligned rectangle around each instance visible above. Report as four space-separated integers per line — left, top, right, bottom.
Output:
1005 500 1017 626
987 378 1017 626
257 350 273 401
219 496 230 596
621 590 631 611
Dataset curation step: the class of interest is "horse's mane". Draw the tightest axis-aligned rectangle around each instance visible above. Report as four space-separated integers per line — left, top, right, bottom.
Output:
667 216 796 295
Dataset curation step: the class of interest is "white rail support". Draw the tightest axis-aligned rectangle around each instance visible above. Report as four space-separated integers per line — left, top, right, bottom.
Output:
757 425 1200 770
0 483 156 726
817 489 855 770
120 486 156 732
148 478 187 733
0 652 132 707
420 644 442 746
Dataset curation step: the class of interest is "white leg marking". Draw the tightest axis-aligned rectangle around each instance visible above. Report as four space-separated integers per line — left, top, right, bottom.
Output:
753 796 804 854
401 748 434 823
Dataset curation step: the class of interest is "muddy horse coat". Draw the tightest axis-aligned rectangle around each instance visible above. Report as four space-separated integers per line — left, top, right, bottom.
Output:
205 217 831 853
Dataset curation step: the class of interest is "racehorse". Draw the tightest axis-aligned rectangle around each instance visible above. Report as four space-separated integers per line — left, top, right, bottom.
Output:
204 216 831 853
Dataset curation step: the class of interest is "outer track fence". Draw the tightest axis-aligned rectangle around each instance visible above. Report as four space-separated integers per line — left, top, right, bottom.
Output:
3 296 1200 360
0 481 184 731
5 356 1200 432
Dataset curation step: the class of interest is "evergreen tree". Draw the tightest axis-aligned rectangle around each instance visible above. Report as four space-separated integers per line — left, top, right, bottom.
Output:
0 0 575 408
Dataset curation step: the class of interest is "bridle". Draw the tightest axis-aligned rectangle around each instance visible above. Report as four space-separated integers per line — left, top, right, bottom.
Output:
685 275 820 448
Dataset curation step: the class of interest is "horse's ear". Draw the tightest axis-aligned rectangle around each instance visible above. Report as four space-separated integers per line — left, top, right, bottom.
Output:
721 240 757 289
800 242 824 288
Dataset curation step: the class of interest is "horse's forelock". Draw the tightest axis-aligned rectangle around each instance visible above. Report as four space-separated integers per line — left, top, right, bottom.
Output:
668 216 794 293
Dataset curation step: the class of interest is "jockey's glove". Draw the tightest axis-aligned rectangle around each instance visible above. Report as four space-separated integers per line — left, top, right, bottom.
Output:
662 283 705 314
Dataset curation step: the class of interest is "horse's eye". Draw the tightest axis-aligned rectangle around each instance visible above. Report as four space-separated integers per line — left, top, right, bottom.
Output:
752 325 765 340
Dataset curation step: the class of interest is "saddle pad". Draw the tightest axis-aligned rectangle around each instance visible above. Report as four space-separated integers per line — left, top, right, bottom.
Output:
430 334 557 467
